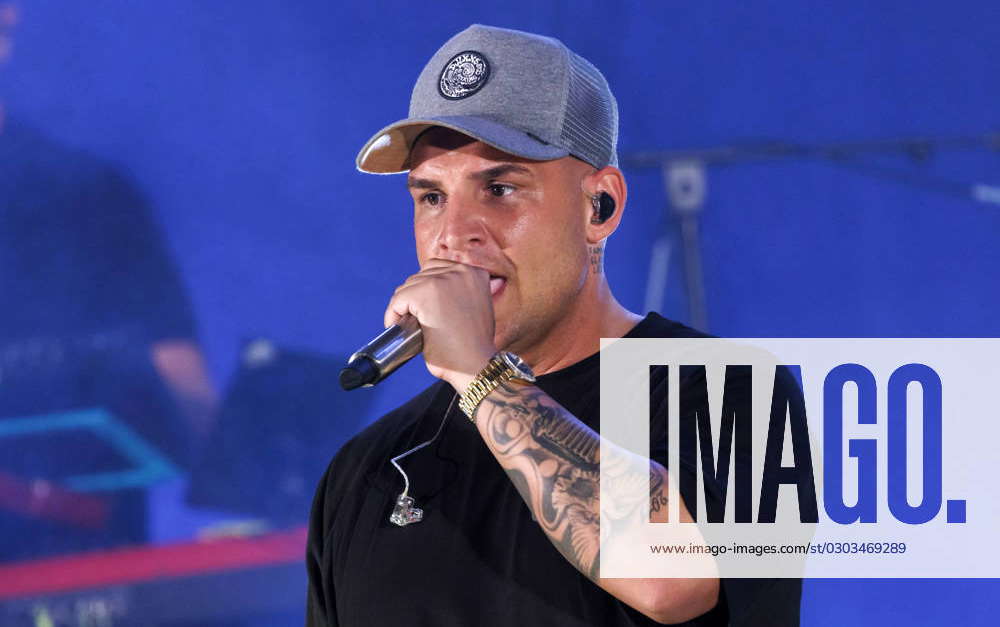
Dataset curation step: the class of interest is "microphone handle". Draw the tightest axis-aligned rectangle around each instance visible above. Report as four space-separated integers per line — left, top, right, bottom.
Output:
340 314 423 390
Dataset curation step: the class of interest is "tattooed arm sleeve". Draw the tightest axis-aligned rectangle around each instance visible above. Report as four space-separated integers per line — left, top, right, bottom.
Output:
473 381 718 622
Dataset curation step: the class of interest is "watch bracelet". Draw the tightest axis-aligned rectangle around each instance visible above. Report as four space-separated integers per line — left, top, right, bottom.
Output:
459 353 513 422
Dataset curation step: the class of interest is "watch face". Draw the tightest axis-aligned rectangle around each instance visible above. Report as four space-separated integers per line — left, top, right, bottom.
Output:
501 351 536 382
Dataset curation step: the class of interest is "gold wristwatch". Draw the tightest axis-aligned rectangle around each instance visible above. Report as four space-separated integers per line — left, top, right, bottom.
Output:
459 351 536 421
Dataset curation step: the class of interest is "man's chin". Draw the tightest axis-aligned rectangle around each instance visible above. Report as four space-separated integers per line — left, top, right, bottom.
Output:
492 325 516 354
493 321 532 358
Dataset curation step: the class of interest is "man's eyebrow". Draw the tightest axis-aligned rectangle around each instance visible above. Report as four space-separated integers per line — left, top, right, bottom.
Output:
407 164 533 189
407 177 440 190
472 164 534 181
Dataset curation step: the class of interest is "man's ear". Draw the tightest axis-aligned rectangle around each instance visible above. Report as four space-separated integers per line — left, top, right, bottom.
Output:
583 166 627 244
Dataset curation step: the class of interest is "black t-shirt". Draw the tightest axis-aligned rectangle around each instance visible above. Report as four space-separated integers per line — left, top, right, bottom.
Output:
307 313 802 626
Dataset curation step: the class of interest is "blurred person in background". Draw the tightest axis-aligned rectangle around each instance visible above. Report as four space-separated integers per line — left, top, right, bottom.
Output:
0 0 218 560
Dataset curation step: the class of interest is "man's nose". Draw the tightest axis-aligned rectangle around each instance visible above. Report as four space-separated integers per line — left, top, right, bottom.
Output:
434 202 487 257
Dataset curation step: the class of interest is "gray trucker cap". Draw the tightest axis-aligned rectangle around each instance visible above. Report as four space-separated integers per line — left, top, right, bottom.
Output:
356 24 619 174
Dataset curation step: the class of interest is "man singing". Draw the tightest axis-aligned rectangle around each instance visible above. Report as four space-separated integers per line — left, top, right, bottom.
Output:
307 24 801 626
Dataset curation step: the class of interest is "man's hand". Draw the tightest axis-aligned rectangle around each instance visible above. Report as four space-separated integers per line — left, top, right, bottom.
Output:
384 259 498 391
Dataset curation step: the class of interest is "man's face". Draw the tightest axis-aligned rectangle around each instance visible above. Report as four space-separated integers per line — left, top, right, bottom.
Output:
0 3 17 67
407 128 595 356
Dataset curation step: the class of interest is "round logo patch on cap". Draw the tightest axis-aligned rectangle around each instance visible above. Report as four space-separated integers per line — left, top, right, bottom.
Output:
438 51 490 100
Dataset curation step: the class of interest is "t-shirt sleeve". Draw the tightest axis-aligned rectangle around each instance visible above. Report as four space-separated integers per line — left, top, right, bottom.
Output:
306 459 339 627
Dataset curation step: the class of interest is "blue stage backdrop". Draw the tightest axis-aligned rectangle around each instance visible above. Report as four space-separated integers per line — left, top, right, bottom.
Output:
2 0 997 625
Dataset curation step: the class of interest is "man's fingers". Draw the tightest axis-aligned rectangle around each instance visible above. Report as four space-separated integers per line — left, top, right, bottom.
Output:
420 259 492 280
418 258 461 271
383 306 402 329
394 264 489 294
385 261 492 328
394 264 462 292
383 291 414 329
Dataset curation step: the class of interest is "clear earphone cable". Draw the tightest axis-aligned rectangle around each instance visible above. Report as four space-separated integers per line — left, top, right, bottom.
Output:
390 392 458 498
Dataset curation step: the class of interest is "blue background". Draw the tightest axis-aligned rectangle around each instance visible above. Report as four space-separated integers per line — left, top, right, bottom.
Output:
3 0 998 624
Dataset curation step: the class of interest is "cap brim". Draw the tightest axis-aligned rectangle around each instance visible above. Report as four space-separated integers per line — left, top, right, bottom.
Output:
355 115 570 174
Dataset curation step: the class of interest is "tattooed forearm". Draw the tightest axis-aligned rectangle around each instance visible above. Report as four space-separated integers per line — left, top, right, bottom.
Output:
532 407 599 471
475 382 671 581
650 468 669 514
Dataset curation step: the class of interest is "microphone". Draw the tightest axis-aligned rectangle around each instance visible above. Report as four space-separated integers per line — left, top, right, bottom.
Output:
340 314 423 390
